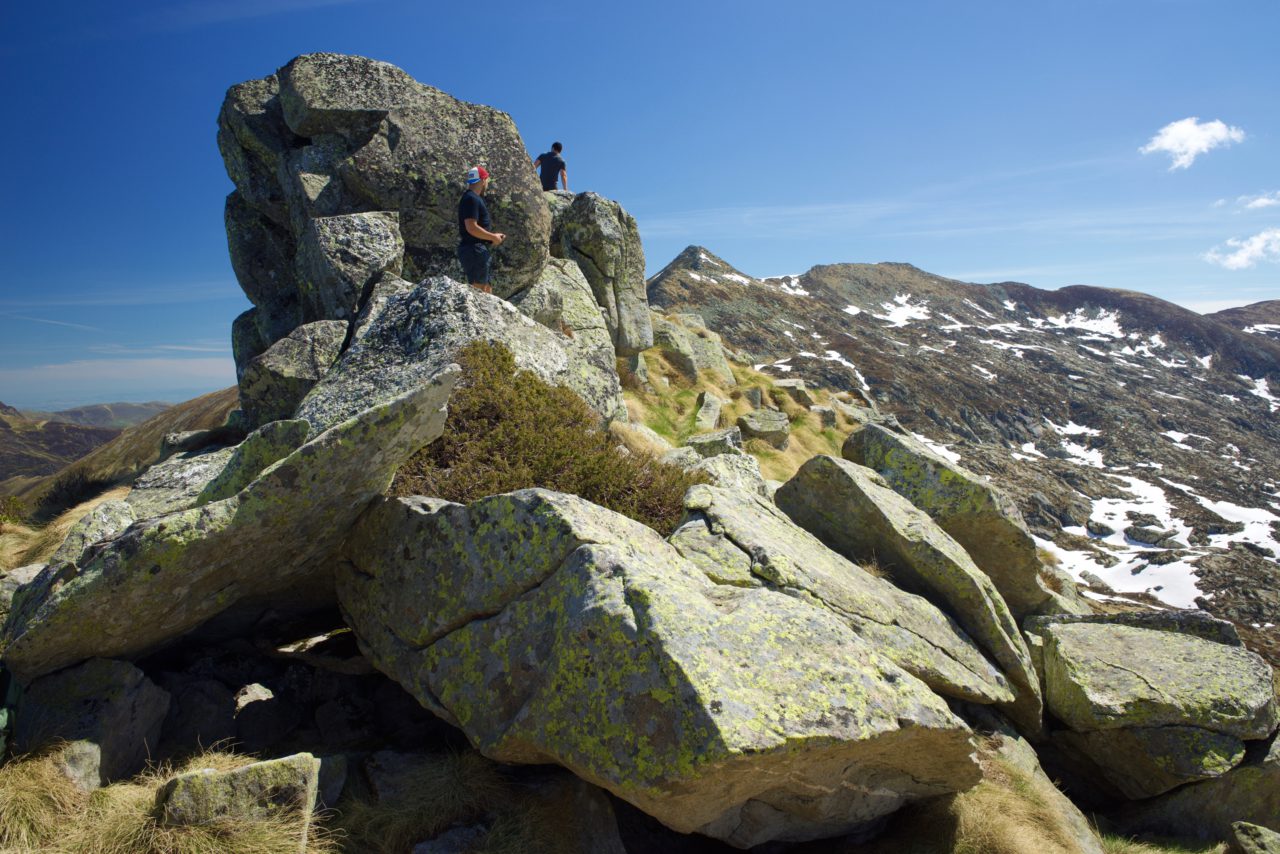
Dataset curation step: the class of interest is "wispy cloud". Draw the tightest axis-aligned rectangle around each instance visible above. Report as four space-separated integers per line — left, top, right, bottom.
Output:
1203 228 1280 270
1239 191 1280 210
86 342 232 356
1140 117 1245 170
0 312 103 333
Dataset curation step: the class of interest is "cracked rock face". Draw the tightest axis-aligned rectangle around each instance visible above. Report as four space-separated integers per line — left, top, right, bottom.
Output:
295 276 624 434
2 370 457 684
776 455 1043 734
337 489 982 848
672 484 1013 706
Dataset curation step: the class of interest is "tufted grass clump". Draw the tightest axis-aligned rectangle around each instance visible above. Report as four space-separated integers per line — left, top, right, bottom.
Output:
0 748 89 850
392 341 704 535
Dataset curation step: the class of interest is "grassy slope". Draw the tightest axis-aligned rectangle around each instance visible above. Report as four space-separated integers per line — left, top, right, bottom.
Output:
0 411 120 481
21 401 173 430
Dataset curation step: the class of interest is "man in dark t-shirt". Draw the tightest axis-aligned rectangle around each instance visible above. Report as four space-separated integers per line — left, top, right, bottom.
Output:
533 141 568 192
457 165 505 293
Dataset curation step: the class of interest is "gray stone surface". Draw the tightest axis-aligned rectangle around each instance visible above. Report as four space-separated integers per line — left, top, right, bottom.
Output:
13 658 170 787
0 563 43 627
296 276 623 434
49 500 136 566
688 452 770 500
694 391 722 430
294 211 403 322
547 191 652 355
1228 822 1280 854
2 369 457 683
737 408 790 449
338 490 982 848
239 319 348 428
684 427 743 458
651 316 736 386
125 445 237 519
196 418 310 505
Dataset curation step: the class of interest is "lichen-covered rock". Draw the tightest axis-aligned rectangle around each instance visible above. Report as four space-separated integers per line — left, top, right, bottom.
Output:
652 317 736 386
812 405 837 428
338 490 982 848
221 53 551 297
1228 822 1280 854
687 453 770 500
296 276 623 434
737 409 790 449
548 191 652 355
685 427 743 458
225 194 302 367
294 211 404 321
49 500 136 566
694 391 722 430
239 319 348 428
843 422 1087 618
196 419 310 505
776 456 1042 734
1 564 43 626
1025 609 1243 648
125 445 238 519
13 658 170 787
773 379 816 407
674 484 1013 705
1113 734 1280 843
1 370 457 684
1053 726 1247 800
156 752 320 847
1040 623 1278 740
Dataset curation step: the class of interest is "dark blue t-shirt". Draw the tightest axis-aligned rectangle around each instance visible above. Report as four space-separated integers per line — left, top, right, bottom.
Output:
537 152 566 191
457 189 491 245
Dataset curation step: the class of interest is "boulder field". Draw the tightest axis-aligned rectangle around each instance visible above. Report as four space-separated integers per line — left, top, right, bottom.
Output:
1 53 1277 852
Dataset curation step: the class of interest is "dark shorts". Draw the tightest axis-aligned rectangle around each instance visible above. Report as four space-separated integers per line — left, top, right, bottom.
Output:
457 242 491 284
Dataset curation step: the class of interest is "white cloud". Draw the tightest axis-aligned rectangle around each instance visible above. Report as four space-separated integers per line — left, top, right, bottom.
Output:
1140 117 1245 170
1204 228 1280 270
1240 192 1280 210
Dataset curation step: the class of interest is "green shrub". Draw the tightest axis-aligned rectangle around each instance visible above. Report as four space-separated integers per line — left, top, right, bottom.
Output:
393 341 704 535
0 495 25 525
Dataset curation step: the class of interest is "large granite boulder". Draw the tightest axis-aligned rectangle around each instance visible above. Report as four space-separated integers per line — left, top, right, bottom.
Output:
238 319 348 428
295 276 624 434
737 409 790 449
1 369 457 684
776 455 1043 734
672 484 1013 705
0 564 43 626
843 422 1086 618
547 191 652 355
13 658 170 787
220 53 550 309
652 316 736 386
294 211 404 322
1228 822 1280 854
49 500 136 566
125 445 238 519
196 418 310 505
1113 734 1280 843
338 490 983 848
1037 621 1278 799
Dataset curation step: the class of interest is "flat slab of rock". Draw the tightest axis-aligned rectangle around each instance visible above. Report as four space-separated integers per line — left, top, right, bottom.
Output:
674 484 1013 706
776 455 1042 733
157 752 320 848
196 418 310 505
49 500 136 566
125 445 237 519
1041 622 1278 740
13 658 169 787
1229 822 1280 854
338 490 982 848
239 320 348 428
685 427 742 458
737 409 790 449
1053 725 1246 800
2 370 456 684
295 276 623 434
843 422 1086 618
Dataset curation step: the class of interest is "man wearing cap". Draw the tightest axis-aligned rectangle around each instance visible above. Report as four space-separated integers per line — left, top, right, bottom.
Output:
457 166 505 293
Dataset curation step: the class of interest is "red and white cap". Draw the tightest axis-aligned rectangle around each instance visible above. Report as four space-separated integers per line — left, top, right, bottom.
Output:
465 166 490 185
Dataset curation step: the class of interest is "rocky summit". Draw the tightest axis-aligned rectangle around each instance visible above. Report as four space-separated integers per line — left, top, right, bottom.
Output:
0 52 1277 853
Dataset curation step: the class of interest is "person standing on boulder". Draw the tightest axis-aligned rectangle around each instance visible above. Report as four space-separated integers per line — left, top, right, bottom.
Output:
457 166 505 294
533 142 568 192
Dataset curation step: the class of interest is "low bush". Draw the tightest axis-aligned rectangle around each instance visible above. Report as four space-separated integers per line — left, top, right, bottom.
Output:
0 495 26 526
392 342 704 535
36 470 117 521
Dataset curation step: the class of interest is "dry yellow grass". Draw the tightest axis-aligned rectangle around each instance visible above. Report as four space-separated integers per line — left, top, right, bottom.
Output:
0 485 130 572
0 747 332 854
1099 835 1225 854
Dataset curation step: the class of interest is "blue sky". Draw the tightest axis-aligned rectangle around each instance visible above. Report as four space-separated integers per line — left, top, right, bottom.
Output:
1 0 1276 408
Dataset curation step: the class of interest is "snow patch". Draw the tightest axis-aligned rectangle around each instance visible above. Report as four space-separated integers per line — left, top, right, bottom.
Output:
909 431 962 464
873 293 932 327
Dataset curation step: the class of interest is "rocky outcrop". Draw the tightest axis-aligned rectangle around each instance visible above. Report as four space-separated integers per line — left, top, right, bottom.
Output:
651 315 736 386
195 418 310 504
694 390 722 430
295 211 403 322
296 276 624 434
1036 621 1278 799
843 423 1086 618
776 455 1043 734
12 658 170 787
338 489 983 848
684 427 742 457
673 484 1014 705
0 563 43 626
49 500 136 565
125 445 238 518
1228 822 1280 854
1 370 457 684
220 53 550 310
238 320 348 427
1113 734 1280 843
547 191 652 355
